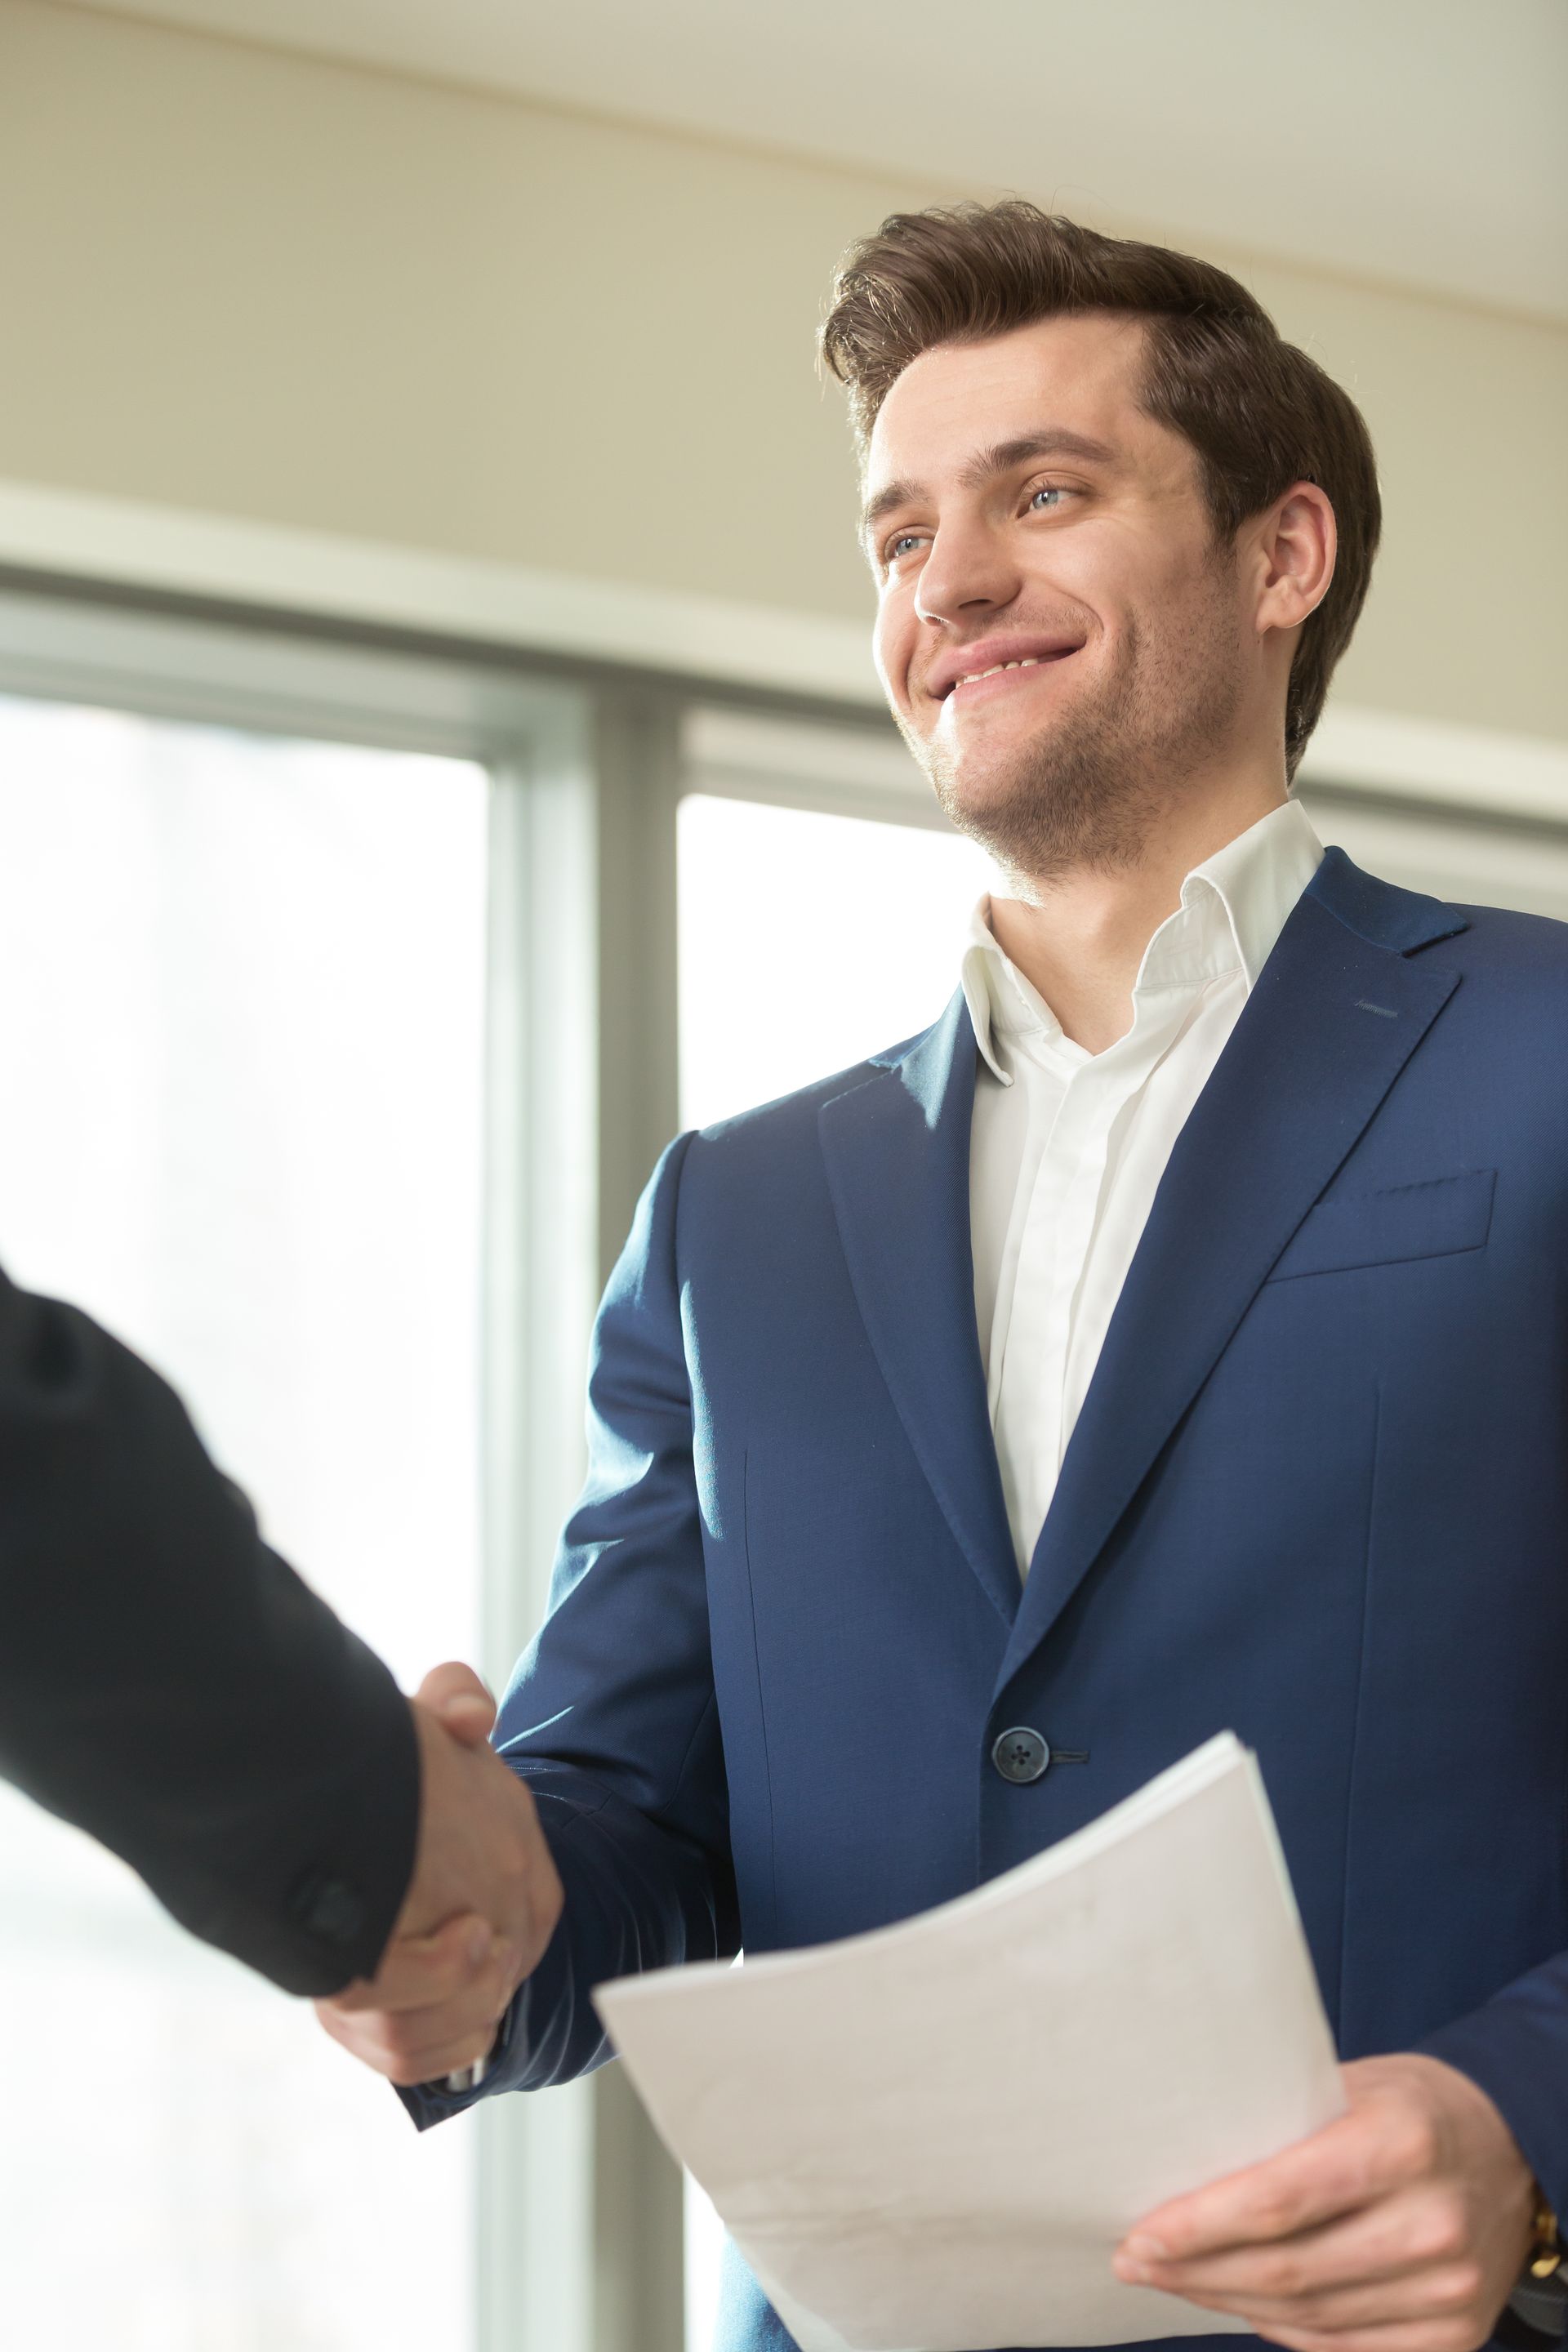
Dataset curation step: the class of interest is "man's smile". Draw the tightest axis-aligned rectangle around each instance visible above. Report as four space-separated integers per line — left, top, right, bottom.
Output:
942 648 1080 710
919 630 1085 715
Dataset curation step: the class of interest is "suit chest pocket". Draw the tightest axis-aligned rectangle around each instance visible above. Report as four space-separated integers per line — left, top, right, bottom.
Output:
1265 1167 1496 1283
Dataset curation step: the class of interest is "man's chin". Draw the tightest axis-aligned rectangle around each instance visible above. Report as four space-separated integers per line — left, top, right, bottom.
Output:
902 712 1108 860
927 766 1045 862
928 734 1160 880
926 747 1051 828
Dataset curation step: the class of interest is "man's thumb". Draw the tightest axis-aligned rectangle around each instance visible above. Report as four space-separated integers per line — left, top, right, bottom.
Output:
414 1659 497 1747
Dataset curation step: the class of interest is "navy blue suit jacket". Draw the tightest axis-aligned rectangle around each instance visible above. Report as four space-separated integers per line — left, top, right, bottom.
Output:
409 849 1568 2352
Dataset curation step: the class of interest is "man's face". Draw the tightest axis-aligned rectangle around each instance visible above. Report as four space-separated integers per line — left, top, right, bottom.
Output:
864 313 1252 881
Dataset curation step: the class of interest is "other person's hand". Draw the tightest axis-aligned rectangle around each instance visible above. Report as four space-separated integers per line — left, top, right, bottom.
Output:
1112 2052 1535 2352
314 1662 563 2085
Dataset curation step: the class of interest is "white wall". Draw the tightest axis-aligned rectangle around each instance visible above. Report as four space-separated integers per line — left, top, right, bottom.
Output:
1 0 1563 746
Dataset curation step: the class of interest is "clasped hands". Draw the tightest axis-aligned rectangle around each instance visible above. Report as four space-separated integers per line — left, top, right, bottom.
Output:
314 1662 563 2087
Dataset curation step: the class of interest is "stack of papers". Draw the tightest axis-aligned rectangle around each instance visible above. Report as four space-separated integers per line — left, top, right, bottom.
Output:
594 1734 1343 2352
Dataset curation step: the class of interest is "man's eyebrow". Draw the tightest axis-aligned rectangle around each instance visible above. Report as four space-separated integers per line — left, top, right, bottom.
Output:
859 475 925 545
961 430 1118 486
858 429 1119 549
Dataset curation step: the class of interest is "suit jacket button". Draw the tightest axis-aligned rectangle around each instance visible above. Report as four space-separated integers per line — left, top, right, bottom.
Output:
991 1726 1051 1784
290 1871 367 1945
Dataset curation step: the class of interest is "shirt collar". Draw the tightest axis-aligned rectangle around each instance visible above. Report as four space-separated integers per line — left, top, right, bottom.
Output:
961 796 1325 1085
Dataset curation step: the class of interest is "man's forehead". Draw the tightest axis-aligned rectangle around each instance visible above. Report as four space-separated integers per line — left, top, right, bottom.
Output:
866 312 1147 475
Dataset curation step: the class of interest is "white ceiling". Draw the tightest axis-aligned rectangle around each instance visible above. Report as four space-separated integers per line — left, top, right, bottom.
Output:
73 0 1568 318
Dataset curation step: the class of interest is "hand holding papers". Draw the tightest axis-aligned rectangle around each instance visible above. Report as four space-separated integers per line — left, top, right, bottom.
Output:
595 1734 1344 2352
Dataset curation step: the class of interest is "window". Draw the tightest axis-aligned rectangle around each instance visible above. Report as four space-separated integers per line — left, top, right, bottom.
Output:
0 588 639 2352
678 710 999 1135
0 693 489 2347
678 791 997 1132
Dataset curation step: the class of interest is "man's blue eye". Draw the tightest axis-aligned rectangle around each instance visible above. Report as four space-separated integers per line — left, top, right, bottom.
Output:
1031 486 1063 511
888 534 922 561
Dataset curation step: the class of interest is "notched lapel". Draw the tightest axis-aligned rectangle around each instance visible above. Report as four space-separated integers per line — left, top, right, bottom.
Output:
998 853 1468 1692
819 991 1020 1628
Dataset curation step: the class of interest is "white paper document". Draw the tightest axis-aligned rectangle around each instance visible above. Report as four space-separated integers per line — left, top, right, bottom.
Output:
593 1734 1345 2352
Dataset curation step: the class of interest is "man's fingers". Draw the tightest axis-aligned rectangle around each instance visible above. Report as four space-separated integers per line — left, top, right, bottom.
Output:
1117 2057 1531 2352
384 2032 502 2089
314 1931 523 2083
1153 2256 1487 2335
1125 2193 1447 2305
1123 2109 1407 2264
314 1998 502 2087
325 1911 499 2015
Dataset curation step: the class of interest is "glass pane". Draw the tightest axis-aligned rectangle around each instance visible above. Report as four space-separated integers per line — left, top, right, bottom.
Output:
676 788 996 2350
0 693 488 2350
677 793 999 1133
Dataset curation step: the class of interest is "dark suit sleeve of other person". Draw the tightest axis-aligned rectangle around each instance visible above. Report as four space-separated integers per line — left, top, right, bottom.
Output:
0 1263 419 1998
399 1134 738 2131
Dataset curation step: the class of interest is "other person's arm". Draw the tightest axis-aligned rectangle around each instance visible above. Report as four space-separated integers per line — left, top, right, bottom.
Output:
0 1265 541 1998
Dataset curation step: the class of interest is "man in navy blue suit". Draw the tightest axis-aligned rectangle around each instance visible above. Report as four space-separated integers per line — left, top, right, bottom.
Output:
321 205 1567 2352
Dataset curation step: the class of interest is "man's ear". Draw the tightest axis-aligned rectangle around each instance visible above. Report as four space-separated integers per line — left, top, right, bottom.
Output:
1253 481 1337 641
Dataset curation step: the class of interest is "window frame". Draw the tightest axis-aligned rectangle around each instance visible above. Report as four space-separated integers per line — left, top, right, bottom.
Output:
0 582 684 2352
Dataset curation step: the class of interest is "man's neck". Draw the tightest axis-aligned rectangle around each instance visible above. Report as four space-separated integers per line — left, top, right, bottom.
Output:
986 780 1289 1055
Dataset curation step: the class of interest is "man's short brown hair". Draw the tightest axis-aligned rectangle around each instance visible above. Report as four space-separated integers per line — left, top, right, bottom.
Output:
821 202 1380 779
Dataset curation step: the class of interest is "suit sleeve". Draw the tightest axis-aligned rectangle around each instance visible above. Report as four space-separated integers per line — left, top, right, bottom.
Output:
400 1132 738 2130
0 1264 419 1997
1420 1962 1568 2242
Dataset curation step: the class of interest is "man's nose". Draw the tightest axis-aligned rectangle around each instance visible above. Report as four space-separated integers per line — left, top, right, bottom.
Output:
913 521 1018 627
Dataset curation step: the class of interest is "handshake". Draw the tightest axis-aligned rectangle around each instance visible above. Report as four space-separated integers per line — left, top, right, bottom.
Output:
314 1664 564 2086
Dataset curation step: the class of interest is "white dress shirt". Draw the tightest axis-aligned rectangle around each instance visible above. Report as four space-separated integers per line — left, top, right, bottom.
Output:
964 798 1325 1578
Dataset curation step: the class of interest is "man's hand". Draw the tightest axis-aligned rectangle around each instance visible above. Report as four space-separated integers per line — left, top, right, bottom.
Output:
1112 2054 1536 2352
314 1663 564 2086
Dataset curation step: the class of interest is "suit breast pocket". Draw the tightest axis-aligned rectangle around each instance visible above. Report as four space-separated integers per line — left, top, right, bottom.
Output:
1265 1167 1497 1283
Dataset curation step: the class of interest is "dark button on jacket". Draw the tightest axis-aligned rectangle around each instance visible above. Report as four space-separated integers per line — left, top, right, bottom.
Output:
291 1871 368 1945
991 1726 1050 1784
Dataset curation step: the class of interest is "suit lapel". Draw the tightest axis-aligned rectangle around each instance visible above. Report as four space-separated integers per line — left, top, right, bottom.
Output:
820 991 1020 1628
996 849 1468 1693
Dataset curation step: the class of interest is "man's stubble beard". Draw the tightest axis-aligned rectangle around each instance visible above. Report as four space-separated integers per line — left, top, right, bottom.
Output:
901 567 1246 890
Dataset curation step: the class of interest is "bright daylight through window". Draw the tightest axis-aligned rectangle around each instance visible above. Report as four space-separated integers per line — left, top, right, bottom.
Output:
0 693 489 2352
677 792 999 1134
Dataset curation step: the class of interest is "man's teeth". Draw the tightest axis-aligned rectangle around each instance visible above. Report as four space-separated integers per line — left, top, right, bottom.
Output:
959 657 1044 685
